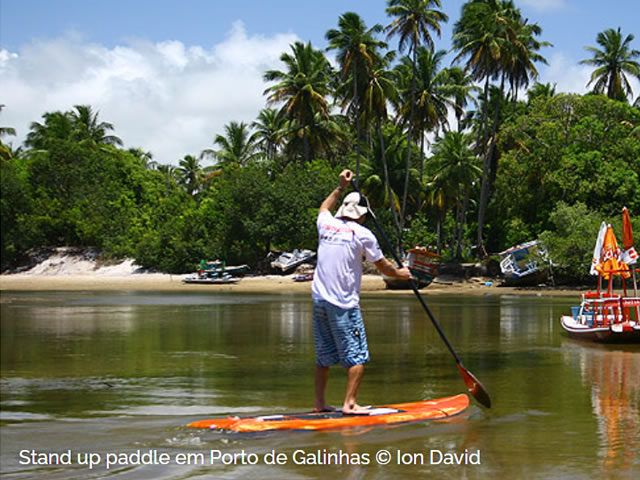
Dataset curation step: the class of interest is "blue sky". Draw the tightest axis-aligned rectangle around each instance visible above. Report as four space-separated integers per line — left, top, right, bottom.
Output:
1 0 638 164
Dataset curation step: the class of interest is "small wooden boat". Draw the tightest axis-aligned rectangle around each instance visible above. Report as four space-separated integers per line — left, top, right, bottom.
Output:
183 260 247 285
383 246 440 290
183 272 240 285
293 273 313 282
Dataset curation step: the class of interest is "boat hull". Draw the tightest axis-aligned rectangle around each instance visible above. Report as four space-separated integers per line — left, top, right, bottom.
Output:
560 315 640 343
382 275 434 290
183 276 239 285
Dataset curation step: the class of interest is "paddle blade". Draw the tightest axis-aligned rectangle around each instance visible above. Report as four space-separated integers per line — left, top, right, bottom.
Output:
457 363 491 408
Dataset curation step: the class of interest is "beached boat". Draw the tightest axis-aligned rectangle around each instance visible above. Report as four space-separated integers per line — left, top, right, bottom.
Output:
182 260 248 285
383 246 440 290
183 272 240 285
499 240 551 285
270 249 316 273
560 209 639 343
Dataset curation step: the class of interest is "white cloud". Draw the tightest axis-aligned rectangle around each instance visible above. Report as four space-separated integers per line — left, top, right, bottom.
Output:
0 21 299 164
540 52 591 95
541 51 640 101
518 0 568 12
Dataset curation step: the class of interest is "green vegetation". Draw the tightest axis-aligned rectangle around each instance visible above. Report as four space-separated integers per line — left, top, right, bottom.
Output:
1 1 639 281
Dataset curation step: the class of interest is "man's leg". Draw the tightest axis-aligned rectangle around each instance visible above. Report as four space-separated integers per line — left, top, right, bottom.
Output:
314 365 330 412
342 363 369 414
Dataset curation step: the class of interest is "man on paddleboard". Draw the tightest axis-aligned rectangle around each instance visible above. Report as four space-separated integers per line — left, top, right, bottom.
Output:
312 169 411 414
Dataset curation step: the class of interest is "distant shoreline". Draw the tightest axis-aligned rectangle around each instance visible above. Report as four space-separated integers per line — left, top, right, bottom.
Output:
0 273 585 297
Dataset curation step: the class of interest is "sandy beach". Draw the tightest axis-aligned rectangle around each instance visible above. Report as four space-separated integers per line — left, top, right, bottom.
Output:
0 272 585 297
0 248 584 296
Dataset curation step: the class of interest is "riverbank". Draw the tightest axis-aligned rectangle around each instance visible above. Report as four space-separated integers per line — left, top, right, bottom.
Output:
0 248 585 296
0 272 585 296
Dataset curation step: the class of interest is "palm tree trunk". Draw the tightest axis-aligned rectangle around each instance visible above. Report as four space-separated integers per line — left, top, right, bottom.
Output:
477 74 505 255
419 124 425 183
378 121 402 256
477 77 490 156
353 65 361 183
400 45 418 247
303 127 310 163
436 214 442 256
457 187 470 261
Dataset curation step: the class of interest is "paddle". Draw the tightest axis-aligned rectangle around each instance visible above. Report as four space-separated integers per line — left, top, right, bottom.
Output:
352 185 492 409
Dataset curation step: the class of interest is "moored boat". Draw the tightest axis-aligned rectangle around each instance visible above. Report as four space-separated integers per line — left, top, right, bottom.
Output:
383 246 440 290
560 208 639 343
560 293 640 343
182 260 248 285
183 273 240 285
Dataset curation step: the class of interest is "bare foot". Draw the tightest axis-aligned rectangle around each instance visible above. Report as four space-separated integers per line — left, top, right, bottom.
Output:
313 405 337 413
341 404 371 415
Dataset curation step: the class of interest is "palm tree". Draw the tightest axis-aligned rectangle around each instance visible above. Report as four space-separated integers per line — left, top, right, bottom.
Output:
176 155 202 196
263 42 332 163
157 164 177 197
204 121 261 167
251 108 286 161
426 131 481 259
26 106 123 151
580 27 640 102
527 82 556 104
284 113 349 164
394 47 455 180
504 20 551 106
385 0 448 246
0 105 16 139
25 111 75 151
452 0 548 255
326 12 386 182
453 0 515 148
445 67 479 133
127 147 156 169
0 105 16 162
360 59 406 252
70 105 123 146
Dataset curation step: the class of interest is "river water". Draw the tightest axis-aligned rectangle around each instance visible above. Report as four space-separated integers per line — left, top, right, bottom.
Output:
1 290 638 479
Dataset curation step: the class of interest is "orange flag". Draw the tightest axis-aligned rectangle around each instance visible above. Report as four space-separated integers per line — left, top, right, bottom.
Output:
596 225 630 279
622 207 634 249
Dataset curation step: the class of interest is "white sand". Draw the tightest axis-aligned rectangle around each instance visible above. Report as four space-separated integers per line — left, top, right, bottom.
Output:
0 248 580 296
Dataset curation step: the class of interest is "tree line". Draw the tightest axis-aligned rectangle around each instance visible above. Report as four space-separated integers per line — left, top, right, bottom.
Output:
1 0 639 282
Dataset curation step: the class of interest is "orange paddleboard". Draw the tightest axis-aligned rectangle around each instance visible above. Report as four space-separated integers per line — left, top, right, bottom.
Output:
188 394 469 432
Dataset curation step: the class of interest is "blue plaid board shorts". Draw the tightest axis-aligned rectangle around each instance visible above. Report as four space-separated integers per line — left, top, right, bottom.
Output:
313 299 370 368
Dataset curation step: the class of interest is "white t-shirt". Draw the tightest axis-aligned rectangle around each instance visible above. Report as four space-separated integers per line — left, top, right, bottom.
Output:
312 210 384 309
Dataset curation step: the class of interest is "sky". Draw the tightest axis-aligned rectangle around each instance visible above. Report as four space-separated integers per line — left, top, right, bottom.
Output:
1 0 639 165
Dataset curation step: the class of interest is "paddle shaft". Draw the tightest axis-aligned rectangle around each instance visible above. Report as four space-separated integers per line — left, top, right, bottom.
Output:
366 206 464 365
351 185 491 408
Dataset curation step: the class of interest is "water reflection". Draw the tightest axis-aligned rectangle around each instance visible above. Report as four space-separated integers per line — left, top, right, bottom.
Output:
499 295 556 344
575 346 640 474
2 292 640 479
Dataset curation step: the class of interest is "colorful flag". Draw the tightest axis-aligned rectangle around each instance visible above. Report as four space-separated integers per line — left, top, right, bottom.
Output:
596 225 630 279
590 222 607 275
621 207 637 265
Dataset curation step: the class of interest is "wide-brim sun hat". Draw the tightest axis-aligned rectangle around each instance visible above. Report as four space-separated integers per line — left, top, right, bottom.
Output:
336 192 370 220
